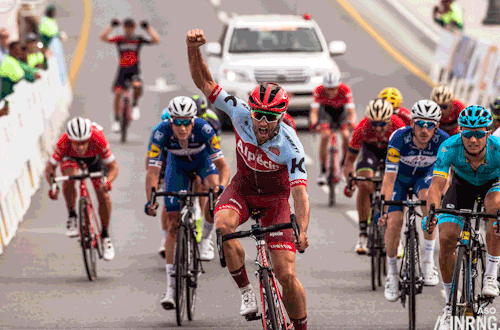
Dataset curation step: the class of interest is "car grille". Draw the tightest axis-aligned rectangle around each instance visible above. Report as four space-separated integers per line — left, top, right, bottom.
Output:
253 69 309 84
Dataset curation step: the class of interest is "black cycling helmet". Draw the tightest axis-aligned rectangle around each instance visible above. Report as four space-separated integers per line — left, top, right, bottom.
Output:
123 18 136 27
489 96 500 116
192 94 208 116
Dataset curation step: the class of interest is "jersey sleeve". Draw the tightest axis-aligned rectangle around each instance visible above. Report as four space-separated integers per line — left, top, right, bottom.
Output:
50 134 70 165
198 119 224 161
147 124 167 167
312 85 322 106
93 128 115 164
209 85 250 119
433 141 453 179
385 129 404 173
280 127 307 188
108 36 121 43
341 84 354 108
348 120 367 153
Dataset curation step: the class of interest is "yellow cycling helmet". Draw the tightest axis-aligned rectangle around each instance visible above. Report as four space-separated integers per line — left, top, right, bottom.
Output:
378 87 403 110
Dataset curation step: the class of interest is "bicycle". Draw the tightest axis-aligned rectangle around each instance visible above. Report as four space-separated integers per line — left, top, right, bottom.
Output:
216 211 303 330
348 172 386 291
150 175 215 326
427 199 499 325
49 159 105 281
118 81 132 144
381 187 425 330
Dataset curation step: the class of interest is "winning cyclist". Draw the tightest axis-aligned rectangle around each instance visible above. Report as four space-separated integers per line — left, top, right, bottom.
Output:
309 71 356 185
379 100 449 302
424 106 500 329
144 96 230 310
99 18 161 132
378 87 411 126
44 117 119 261
343 99 405 254
430 84 465 136
187 29 310 330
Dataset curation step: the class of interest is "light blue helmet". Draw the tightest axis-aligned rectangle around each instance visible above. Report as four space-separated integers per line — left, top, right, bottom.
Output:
161 107 171 121
458 105 493 128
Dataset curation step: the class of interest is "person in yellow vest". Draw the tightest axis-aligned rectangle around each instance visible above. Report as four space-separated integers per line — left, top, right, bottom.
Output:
25 33 46 70
38 5 63 50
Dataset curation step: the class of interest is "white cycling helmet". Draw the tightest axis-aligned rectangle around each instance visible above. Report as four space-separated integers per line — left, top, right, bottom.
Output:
431 85 454 104
168 96 198 117
366 98 393 121
322 71 341 88
411 99 442 122
66 117 92 141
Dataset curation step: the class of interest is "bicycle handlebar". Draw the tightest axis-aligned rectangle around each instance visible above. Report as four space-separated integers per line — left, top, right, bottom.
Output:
347 173 383 191
151 187 216 217
50 171 106 193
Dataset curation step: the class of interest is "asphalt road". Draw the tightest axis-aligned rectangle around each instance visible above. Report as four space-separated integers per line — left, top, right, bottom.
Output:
1 0 499 329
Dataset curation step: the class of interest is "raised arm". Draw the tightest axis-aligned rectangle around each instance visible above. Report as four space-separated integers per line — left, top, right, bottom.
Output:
99 23 115 43
186 29 217 98
145 25 161 44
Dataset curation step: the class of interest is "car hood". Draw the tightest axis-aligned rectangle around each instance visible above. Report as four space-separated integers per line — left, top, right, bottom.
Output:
224 53 335 71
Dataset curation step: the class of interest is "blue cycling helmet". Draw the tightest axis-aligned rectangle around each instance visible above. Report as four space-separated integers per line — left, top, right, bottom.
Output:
458 105 493 128
161 107 171 121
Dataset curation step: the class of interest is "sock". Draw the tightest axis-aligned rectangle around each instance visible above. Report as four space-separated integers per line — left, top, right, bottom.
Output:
230 265 250 289
485 254 500 278
166 264 175 288
69 209 77 218
202 220 214 240
290 315 307 330
359 221 367 236
387 256 398 275
321 165 326 174
101 227 109 238
423 239 436 264
443 282 452 304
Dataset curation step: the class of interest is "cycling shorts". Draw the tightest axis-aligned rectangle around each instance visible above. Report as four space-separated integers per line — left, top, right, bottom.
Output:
355 144 386 173
113 64 142 92
438 174 500 229
388 173 432 213
60 156 107 190
318 104 349 131
163 153 218 212
214 174 296 253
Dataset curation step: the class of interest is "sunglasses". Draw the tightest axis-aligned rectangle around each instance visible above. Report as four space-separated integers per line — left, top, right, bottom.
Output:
415 120 437 129
251 110 282 123
371 121 387 127
439 104 449 110
172 118 193 126
461 130 488 139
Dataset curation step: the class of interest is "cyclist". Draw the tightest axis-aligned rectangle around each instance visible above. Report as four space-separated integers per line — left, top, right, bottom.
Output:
144 96 230 310
282 112 298 132
343 99 405 254
44 117 119 261
99 18 161 132
309 71 356 186
378 87 411 126
379 100 449 302
424 106 500 329
430 84 465 136
187 29 310 330
489 97 500 132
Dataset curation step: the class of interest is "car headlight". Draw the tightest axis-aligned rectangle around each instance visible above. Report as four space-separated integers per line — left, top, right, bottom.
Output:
222 69 251 83
310 72 324 84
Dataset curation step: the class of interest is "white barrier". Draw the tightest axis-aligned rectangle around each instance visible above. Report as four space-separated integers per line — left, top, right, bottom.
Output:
0 55 72 254
431 29 500 108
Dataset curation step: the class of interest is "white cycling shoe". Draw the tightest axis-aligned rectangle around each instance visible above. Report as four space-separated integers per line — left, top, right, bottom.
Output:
355 235 368 255
240 285 258 316
132 106 140 120
160 286 175 310
438 305 452 330
482 275 499 297
316 173 327 186
199 238 215 261
66 216 79 238
111 121 120 133
384 273 399 302
102 237 115 261
422 261 439 286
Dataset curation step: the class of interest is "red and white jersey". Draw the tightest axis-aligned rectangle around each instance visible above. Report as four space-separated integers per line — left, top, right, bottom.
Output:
348 115 406 152
395 106 412 126
440 99 466 136
50 124 115 165
312 83 354 109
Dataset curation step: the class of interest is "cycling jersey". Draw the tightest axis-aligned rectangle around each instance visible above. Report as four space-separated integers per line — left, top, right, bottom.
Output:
108 35 151 68
348 116 406 153
433 134 500 186
312 83 354 109
394 107 412 126
50 124 115 165
493 127 500 138
439 99 465 136
282 112 297 132
209 85 307 195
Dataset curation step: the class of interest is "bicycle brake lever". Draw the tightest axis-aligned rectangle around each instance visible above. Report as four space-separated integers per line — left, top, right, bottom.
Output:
50 173 58 193
290 214 304 254
347 172 353 191
151 187 157 206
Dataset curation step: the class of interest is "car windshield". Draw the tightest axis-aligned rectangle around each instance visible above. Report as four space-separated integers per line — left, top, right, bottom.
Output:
228 27 323 53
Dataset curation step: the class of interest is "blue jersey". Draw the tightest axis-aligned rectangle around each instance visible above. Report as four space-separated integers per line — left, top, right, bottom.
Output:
148 117 223 167
433 134 500 186
386 127 449 184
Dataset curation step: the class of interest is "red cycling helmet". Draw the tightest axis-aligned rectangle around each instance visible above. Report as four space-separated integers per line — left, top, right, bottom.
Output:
248 82 289 113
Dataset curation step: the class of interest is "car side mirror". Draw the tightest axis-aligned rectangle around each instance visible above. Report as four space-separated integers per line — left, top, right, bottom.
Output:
206 42 222 57
329 41 346 57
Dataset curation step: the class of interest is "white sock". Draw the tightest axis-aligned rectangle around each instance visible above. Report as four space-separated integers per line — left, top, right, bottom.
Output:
166 264 174 288
443 282 452 304
202 220 214 240
485 254 500 278
239 283 253 294
387 256 398 275
423 239 436 264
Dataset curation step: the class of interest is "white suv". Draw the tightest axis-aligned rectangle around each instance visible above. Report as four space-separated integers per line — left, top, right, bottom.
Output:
205 13 346 126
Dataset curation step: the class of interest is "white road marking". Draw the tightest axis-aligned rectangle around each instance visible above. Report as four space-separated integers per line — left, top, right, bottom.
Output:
304 154 314 166
346 210 359 224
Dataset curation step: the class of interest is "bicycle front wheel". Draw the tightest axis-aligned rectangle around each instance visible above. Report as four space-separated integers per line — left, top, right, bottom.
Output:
186 228 201 321
261 268 280 330
120 97 129 143
451 246 471 319
175 225 188 326
79 197 97 281
368 215 377 291
408 226 417 330
471 241 486 316
328 146 336 207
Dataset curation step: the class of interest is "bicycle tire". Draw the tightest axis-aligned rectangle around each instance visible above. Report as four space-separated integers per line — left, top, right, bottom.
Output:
120 96 129 143
269 273 288 329
451 246 470 321
376 225 384 287
471 241 486 316
186 228 200 321
368 214 377 291
79 198 97 281
88 201 103 259
408 225 417 330
328 146 336 207
175 225 187 326
261 268 280 330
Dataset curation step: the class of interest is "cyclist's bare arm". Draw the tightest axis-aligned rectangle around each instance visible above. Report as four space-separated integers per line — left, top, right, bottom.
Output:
380 171 397 211
345 104 356 125
44 162 57 184
426 176 447 214
186 29 217 99
213 157 231 187
145 166 161 202
291 184 310 251
145 26 161 44
343 150 358 182
99 24 114 43
309 103 319 126
105 160 119 182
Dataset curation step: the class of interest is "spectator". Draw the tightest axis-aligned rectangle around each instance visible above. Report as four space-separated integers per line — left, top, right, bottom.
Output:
433 0 464 32
0 28 10 63
0 41 40 100
18 44 41 81
25 33 46 70
38 5 61 49
18 4 40 42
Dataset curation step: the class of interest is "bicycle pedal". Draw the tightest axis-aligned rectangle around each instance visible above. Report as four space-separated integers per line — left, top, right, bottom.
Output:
244 312 262 321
